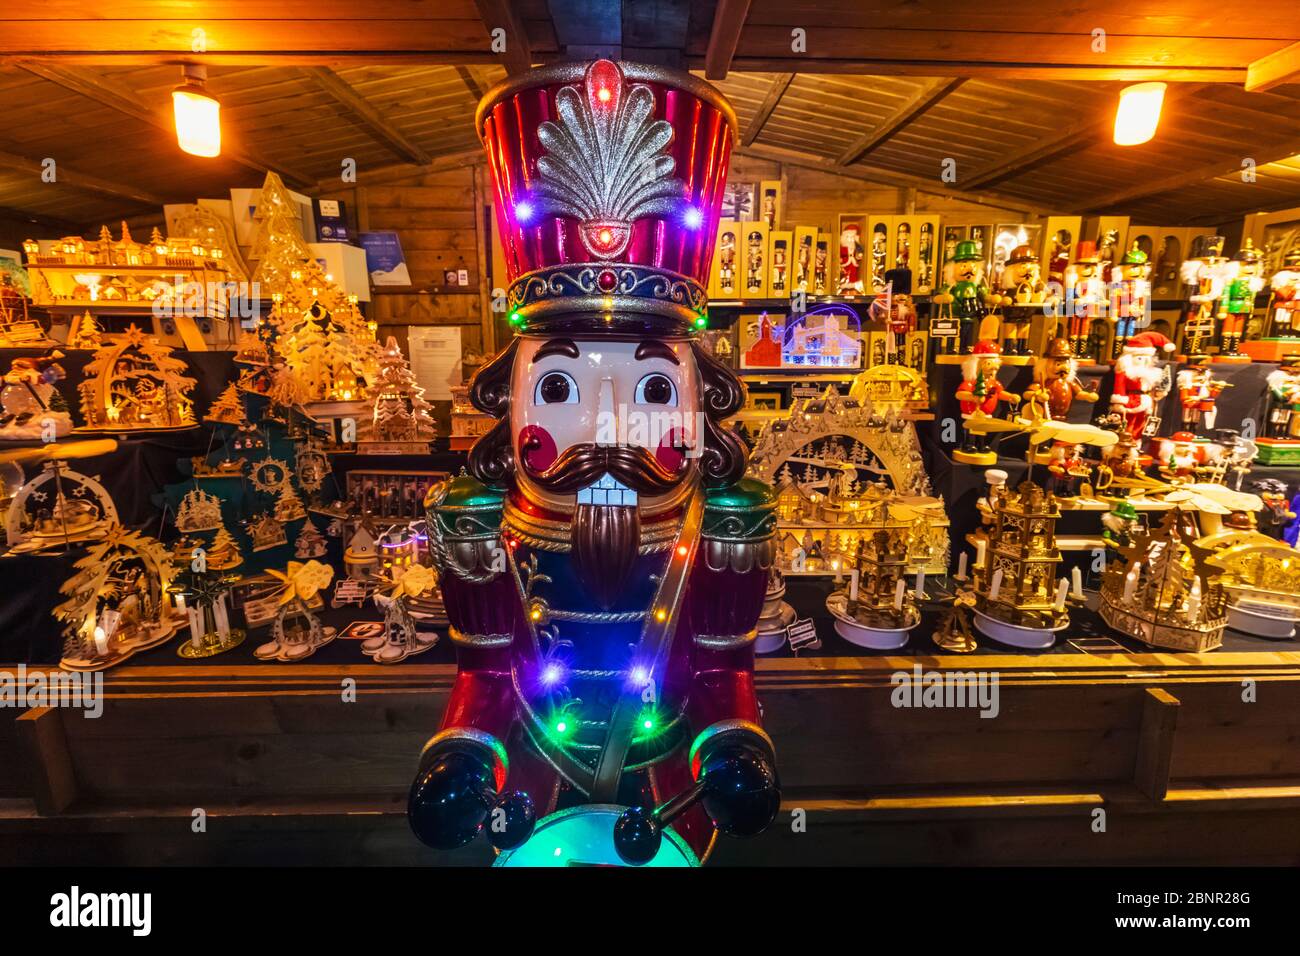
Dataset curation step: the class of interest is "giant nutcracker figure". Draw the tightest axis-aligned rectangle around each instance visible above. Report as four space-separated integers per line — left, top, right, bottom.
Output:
408 61 780 867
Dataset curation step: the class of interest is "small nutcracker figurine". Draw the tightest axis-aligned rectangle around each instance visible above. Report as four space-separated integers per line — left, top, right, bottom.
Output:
1175 359 1230 435
1022 336 1100 427
718 231 736 294
998 243 1051 357
1265 364 1300 440
1109 331 1175 443
870 268 915 359
1179 236 1229 361
1064 240 1105 361
745 227 765 296
1267 248 1300 337
1046 441 1088 498
1109 242 1151 360
1093 434 1142 499
838 221 864 294
934 239 992 355
1219 239 1264 360
955 340 1021 464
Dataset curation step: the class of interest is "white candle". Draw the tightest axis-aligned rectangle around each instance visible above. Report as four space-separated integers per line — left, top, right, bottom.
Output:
1054 578 1069 612
975 540 987 569
989 569 1003 601
1123 563 1140 602
188 607 204 648
175 593 187 614
914 570 926 599
832 558 842 582
93 625 108 656
1071 567 1083 599
1186 578 1202 620
893 578 906 610
849 569 860 601
956 552 968 580
213 598 230 638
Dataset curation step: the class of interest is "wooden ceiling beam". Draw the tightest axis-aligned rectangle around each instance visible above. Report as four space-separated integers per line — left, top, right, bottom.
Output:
473 0 534 75
1082 136 1300 212
0 148 168 207
16 62 314 188
737 143 1052 218
456 65 488 104
836 77 966 166
741 72 793 147
302 67 431 166
963 83 1208 191
705 0 751 80
1245 40 1300 92
313 148 485 189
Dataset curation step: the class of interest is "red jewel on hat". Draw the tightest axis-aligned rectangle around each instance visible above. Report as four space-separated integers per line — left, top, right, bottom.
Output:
597 269 618 292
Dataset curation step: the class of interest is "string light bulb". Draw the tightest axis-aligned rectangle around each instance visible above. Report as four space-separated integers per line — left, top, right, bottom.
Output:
173 64 222 158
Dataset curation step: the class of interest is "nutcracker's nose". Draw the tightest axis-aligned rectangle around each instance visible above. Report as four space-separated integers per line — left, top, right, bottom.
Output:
595 377 617 447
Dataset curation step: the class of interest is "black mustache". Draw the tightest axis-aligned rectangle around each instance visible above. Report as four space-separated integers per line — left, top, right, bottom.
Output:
521 442 682 494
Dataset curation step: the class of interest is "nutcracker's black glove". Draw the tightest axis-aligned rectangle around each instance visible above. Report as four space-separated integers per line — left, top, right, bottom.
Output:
408 743 536 852
697 731 781 838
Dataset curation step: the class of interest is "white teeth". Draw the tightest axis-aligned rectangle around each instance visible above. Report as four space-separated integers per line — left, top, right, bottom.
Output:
576 473 638 506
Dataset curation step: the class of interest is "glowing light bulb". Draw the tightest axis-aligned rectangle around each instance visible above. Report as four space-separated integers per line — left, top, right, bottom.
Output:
654 608 667 623
172 68 221 158
1113 82 1166 146
542 663 563 685
515 200 535 222
597 87 611 103
683 206 703 229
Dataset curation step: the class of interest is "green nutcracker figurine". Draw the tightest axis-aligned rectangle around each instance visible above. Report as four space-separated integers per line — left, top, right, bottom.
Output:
1110 243 1151 360
933 239 992 355
1220 239 1263 362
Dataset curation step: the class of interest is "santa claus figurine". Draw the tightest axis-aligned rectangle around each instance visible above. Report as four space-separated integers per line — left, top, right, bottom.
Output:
1159 431 1204 482
1110 330 1175 443
409 60 779 867
955 340 1020 464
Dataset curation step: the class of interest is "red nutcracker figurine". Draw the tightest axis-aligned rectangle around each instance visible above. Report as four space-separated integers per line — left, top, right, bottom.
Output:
1065 240 1105 361
954 340 1021 465
409 61 779 867
1109 330 1175 443
1176 359 1230 436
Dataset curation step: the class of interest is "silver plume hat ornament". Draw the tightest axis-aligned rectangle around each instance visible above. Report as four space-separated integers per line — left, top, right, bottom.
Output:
534 61 688 260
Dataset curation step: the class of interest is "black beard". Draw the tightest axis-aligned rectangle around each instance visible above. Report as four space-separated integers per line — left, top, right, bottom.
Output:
571 502 640 611
522 442 683 495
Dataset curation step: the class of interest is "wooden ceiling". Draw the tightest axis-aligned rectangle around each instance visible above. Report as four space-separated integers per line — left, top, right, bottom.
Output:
2 1 1300 231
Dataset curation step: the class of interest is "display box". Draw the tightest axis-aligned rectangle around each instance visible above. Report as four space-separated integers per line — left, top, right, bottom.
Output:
740 221 770 299
307 241 371 302
837 213 870 295
768 230 792 299
758 180 783 229
712 219 741 299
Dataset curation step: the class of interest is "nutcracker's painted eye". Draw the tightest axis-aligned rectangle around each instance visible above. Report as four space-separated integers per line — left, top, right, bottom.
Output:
635 373 677 406
534 371 578 405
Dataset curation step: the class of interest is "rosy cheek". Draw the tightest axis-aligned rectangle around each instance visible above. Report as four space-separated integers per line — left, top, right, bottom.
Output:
518 425 558 472
655 429 686 473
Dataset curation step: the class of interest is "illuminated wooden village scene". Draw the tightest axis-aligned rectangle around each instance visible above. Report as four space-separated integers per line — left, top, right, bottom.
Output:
1203 529 1300 639
54 526 183 671
826 520 923 649
748 377 948 578
21 223 240 321
76 324 197 430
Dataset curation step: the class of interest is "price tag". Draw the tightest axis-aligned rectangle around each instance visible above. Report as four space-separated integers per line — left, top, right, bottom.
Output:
785 617 820 652
930 317 960 339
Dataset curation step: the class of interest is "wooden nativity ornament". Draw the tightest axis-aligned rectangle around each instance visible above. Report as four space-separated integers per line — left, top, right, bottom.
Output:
77 324 197 431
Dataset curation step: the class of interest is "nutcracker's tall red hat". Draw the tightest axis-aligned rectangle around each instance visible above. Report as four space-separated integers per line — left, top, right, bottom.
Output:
477 60 737 336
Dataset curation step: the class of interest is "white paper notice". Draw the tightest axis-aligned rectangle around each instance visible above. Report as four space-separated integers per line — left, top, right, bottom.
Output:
407 326 462 400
